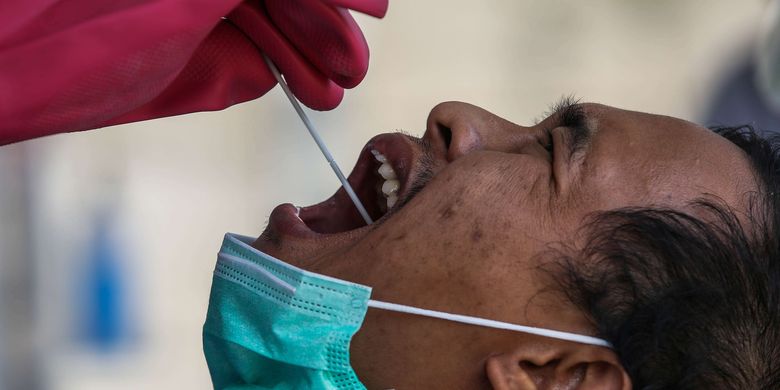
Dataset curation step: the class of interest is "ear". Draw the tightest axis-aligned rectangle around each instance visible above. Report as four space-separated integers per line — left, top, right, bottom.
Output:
485 340 631 390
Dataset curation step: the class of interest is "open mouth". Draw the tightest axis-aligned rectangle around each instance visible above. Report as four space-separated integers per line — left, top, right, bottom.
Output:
269 133 415 238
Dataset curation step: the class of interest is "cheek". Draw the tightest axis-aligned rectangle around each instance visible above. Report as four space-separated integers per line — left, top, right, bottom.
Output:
344 155 555 310
392 156 547 252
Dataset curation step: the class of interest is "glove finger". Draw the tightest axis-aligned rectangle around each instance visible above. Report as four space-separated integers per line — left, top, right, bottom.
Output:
106 21 276 126
321 0 388 18
228 1 343 110
266 0 368 89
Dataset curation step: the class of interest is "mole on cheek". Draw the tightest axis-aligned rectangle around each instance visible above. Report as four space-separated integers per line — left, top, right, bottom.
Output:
471 225 484 243
440 205 455 219
438 190 466 220
439 199 461 220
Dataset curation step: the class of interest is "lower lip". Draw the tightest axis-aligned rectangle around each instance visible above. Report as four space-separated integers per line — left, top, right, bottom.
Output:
267 203 319 239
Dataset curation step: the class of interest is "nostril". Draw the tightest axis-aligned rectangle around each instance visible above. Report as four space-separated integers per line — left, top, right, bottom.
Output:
439 125 453 150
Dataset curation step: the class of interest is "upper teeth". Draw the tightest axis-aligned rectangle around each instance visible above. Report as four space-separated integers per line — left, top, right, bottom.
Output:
378 163 396 179
382 179 399 196
372 150 399 209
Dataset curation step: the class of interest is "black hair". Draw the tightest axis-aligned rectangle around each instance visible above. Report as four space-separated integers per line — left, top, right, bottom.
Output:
554 125 780 389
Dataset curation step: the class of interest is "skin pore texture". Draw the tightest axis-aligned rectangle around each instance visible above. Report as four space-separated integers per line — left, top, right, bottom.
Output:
251 101 759 389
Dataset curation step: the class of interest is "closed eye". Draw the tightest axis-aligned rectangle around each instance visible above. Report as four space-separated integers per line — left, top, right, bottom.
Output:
543 128 555 154
540 97 592 163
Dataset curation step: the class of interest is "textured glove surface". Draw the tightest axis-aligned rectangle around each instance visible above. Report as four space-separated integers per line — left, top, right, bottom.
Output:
0 0 388 145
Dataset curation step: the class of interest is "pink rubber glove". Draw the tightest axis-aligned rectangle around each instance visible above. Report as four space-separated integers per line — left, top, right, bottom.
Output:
0 0 388 145
227 0 387 110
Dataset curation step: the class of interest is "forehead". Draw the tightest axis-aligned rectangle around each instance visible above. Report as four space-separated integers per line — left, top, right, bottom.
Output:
577 103 758 213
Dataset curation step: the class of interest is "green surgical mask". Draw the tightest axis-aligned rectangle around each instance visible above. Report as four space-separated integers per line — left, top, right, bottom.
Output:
203 233 610 389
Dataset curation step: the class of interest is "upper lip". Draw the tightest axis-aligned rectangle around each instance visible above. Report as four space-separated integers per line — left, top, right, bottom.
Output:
366 132 416 201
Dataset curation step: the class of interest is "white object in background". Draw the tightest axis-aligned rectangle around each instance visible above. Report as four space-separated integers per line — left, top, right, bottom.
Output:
755 0 780 113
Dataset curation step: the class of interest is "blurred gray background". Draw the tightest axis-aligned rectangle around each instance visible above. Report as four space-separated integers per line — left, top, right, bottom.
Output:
0 1 774 389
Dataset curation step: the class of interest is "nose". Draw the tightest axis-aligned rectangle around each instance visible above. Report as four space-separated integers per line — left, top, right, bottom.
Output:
423 101 536 162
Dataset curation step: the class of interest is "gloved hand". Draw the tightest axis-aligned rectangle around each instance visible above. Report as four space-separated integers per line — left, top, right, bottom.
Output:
0 0 388 145
228 0 388 110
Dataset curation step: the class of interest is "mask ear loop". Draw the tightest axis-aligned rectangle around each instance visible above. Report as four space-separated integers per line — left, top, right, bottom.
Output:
262 55 373 225
367 300 613 348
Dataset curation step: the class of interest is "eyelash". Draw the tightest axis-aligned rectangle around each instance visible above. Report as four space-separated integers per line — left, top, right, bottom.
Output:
542 97 587 155
559 102 586 128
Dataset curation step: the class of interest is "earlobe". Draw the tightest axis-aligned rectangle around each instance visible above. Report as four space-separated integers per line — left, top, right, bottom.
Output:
576 360 632 390
484 342 631 390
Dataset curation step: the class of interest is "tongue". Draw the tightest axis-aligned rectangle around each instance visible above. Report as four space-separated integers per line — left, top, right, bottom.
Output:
299 186 372 234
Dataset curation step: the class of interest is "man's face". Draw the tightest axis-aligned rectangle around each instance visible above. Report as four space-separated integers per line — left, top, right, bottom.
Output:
252 101 756 388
